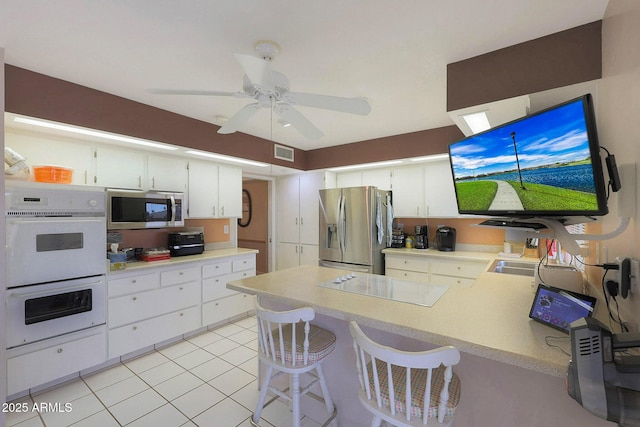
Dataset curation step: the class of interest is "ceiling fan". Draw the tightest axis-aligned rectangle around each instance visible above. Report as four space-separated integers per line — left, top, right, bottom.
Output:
149 41 371 140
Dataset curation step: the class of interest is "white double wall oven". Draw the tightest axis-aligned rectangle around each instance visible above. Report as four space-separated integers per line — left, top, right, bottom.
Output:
5 183 107 351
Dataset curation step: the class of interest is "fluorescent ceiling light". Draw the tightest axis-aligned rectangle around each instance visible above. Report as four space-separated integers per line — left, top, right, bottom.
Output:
185 150 269 167
409 153 450 162
328 160 403 172
461 111 491 134
14 116 178 151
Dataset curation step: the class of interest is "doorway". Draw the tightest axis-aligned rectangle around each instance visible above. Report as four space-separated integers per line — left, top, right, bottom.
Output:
237 178 273 274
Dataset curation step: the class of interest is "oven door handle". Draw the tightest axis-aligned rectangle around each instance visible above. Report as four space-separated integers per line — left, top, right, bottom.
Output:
8 280 103 299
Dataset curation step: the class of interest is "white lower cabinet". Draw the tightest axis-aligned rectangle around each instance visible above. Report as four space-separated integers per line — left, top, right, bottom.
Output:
107 252 256 359
108 307 200 358
201 255 256 326
7 326 107 395
385 253 489 287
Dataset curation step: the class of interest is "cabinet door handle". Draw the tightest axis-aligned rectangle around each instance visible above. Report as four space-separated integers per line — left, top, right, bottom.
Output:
179 271 184 275
300 217 304 226
84 170 88 185
300 245 304 254
131 279 137 284
213 206 216 216
221 206 224 216
138 176 142 188
179 312 184 317
132 296 137 301
132 326 137 331
179 286 184 290
57 348 63 354
295 218 298 225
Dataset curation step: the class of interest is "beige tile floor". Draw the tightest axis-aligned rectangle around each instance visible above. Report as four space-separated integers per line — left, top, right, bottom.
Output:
6 316 325 427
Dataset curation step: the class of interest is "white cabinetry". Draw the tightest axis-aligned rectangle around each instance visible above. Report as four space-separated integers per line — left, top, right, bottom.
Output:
94 146 146 189
336 168 391 190
107 265 201 358
107 252 256 359
385 252 489 287
4 129 94 185
391 166 425 217
187 160 242 218
148 154 187 192
7 327 106 395
277 172 325 270
201 255 256 325
424 160 458 217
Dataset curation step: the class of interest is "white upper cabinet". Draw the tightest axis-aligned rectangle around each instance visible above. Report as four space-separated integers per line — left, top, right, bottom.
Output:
4 129 93 185
336 168 391 190
147 154 187 192
217 165 242 218
94 146 146 189
187 160 242 218
391 166 425 217
424 159 458 217
187 160 219 218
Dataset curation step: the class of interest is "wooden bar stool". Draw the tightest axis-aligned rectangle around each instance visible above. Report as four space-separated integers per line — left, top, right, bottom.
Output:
252 300 337 427
349 321 461 427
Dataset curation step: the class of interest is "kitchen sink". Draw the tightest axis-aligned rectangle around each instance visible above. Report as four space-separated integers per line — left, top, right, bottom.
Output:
489 260 537 277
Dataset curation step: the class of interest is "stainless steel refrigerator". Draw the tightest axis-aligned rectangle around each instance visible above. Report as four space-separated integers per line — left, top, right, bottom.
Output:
319 186 391 274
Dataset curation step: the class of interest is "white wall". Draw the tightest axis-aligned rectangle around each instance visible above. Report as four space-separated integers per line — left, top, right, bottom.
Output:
598 1 640 325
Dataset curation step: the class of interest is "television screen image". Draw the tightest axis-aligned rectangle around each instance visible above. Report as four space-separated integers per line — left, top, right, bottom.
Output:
448 95 608 218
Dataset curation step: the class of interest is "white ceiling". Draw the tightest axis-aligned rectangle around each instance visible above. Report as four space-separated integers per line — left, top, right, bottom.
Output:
0 1 609 151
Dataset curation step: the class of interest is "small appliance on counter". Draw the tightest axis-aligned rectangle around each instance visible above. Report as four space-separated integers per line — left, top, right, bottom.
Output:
567 317 640 426
436 226 456 252
168 231 205 257
414 225 429 249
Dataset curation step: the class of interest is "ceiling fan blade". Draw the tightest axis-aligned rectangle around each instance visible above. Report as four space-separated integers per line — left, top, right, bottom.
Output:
217 103 261 134
282 92 371 115
274 103 324 140
148 89 248 97
233 53 275 93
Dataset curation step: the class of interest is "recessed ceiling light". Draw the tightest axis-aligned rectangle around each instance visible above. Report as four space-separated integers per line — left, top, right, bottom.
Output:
461 111 491 134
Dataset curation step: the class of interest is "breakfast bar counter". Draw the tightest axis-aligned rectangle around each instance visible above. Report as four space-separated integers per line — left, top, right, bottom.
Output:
228 264 567 376
228 265 612 427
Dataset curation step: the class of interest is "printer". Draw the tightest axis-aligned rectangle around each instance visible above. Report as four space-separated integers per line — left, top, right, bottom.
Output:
168 231 205 257
567 317 640 426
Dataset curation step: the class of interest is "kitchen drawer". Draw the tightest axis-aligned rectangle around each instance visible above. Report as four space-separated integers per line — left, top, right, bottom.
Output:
108 272 159 297
385 256 429 273
108 306 200 358
161 266 200 287
7 327 106 395
386 268 429 283
430 273 476 288
232 257 256 272
202 271 245 302
202 260 233 278
202 293 255 326
108 281 200 328
430 259 488 279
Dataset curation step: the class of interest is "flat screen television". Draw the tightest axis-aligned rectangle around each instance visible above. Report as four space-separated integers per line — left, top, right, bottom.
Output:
448 94 608 219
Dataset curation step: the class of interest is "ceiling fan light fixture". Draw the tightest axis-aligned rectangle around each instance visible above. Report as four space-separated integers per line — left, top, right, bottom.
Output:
254 40 281 61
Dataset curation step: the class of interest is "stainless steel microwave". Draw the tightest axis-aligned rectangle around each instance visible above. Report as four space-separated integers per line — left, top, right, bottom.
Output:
107 189 184 229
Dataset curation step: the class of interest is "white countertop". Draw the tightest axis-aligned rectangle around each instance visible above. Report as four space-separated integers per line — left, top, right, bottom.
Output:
227 261 594 378
108 247 258 273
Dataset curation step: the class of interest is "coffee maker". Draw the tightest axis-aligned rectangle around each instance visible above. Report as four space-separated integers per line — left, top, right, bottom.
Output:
414 225 429 249
436 226 456 252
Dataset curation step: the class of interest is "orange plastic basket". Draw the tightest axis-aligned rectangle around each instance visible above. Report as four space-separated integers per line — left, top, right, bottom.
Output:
33 166 74 184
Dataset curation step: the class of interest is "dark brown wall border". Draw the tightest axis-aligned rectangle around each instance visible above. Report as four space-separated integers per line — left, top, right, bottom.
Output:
447 21 602 111
305 125 464 171
5 65 306 170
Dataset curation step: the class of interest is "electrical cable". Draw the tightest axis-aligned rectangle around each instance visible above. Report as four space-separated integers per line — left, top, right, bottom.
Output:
544 335 571 356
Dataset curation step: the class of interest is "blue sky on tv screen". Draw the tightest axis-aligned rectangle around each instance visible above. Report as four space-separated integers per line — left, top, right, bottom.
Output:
449 99 591 180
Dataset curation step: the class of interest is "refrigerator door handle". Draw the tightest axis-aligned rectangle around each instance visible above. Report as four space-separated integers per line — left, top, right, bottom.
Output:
340 194 347 254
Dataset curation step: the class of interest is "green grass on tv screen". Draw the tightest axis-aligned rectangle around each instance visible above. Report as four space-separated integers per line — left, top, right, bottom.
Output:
455 181 598 212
